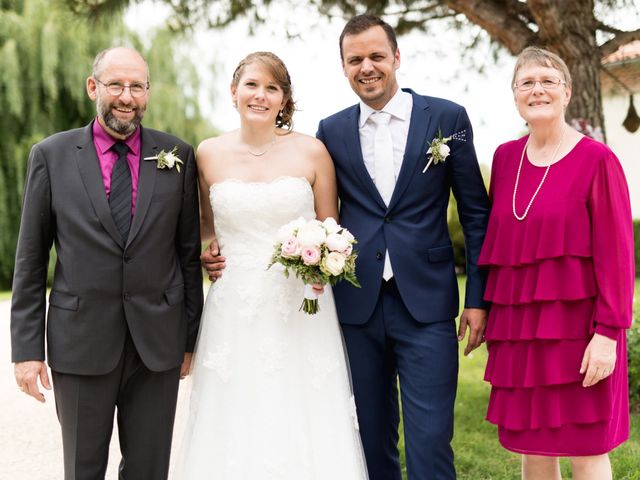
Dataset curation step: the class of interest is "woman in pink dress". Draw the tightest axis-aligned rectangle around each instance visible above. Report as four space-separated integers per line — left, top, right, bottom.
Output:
479 47 634 479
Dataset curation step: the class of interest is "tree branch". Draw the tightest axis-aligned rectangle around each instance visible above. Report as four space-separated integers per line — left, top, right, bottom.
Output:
443 0 537 53
600 28 640 57
595 19 627 35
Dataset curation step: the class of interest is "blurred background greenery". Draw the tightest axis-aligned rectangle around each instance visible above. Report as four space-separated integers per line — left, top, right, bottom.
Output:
0 0 216 290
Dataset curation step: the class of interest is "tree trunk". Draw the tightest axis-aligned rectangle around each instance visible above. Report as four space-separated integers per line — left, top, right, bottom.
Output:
528 0 606 140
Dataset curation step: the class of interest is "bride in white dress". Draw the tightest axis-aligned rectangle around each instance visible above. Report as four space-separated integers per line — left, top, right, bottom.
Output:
174 52 368 479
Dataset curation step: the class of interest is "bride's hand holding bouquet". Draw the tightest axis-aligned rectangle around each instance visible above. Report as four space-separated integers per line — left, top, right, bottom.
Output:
269 217 361 314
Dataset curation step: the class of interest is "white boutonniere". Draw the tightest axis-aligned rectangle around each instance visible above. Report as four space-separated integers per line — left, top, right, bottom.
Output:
422 129 467 173
144 146 184 172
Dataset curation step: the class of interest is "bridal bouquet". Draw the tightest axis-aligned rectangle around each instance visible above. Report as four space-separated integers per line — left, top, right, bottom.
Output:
268 217 361 314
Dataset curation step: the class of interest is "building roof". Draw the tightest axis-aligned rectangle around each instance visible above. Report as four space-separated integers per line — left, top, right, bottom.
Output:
602 40 640 66
601 41 640 96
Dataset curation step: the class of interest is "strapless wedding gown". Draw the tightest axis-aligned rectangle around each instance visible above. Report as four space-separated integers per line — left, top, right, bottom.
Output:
174 176 368 479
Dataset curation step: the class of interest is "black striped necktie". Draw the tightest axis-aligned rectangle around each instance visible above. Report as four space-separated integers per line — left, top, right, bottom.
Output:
109 142 132 243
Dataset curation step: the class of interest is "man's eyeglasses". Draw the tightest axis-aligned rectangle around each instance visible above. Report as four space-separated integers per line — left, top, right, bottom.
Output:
514 77 566 92
94 78 149 98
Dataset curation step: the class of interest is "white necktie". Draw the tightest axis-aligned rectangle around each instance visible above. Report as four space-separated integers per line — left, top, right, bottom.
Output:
371 112 395 205
371 111 394 280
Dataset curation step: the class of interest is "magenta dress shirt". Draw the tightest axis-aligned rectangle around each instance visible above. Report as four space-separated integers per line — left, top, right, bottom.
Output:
92 119 142 215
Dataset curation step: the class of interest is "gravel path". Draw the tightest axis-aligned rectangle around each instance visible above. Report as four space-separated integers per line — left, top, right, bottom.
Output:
1 299 191 479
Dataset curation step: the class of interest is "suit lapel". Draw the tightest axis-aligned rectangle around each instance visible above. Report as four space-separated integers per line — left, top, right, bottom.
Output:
75 123 125 249
127 126 158 247
343 106 387 210
387 91 432 210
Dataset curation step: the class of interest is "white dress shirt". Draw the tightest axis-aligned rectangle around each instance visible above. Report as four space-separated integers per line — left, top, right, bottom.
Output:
359 88 413 280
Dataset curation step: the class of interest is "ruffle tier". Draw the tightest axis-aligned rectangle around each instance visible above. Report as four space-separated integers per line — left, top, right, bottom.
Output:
496 420 628 457
486 380 613 430
478 203 591 267
484 256 596 306
485 299 595 341
484 338 589 388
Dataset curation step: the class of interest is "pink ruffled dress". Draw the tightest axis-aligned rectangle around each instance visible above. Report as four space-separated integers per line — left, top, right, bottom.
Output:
478 135 634 456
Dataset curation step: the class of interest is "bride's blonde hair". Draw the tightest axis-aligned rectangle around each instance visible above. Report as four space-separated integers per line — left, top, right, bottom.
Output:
231 51 296 131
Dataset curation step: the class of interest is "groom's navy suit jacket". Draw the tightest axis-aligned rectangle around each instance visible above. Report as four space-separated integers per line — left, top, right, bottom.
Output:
318 89 489 325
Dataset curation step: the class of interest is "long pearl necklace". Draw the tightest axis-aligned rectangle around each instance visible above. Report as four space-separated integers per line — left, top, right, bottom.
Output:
247 136 276 157
512 126 566 221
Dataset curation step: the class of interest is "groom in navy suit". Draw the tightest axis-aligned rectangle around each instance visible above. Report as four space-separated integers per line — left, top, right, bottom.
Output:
316 15 490 479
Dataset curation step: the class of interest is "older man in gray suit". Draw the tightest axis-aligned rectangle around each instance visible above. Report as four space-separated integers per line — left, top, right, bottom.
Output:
10 47 203 480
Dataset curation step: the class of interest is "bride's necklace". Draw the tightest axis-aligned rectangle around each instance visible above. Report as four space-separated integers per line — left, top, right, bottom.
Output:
247 136 276 157
512 126 566 221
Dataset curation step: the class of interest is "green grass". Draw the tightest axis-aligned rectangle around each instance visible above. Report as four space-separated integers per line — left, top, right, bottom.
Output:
396 277 640 479
0 290 11 301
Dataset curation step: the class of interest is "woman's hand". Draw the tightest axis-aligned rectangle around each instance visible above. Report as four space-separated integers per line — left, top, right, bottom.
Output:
311 283 325 295
580 333 617 387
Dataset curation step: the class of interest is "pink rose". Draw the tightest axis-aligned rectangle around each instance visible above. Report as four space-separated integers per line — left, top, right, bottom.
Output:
301 246 321 266
281 237 301 258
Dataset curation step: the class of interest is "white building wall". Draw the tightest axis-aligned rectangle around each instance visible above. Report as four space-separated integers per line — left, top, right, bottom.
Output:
603 95 640 219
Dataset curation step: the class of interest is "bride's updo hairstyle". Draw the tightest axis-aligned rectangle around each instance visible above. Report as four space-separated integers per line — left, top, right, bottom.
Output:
231 51 296 131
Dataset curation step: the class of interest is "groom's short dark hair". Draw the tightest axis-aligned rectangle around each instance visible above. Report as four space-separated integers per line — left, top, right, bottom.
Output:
339 14 398 60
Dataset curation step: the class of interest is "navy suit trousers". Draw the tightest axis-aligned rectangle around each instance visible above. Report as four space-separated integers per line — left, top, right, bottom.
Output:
342 278 459 480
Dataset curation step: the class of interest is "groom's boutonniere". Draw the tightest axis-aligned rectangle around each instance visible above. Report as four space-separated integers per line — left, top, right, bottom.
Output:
422 128 466 173
144 146 184 172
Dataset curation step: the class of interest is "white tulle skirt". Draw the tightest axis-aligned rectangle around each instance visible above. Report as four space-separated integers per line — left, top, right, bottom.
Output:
173 263 368 479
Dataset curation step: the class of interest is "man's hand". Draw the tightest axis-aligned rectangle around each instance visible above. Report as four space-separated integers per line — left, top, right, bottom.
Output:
180 353 193 379
580 333 616 387
458 308 487 356
15 361 51 403
200 238 225 282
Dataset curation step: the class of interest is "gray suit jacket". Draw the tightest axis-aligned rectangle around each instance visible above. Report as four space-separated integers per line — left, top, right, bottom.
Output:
10 122 203 375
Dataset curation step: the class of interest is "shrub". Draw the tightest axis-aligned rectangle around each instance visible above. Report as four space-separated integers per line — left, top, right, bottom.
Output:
634 220 640 278
629 290 640 413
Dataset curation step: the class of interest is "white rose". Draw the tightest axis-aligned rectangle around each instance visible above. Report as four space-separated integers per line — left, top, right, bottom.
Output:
277 217 307 243
322 217 341 234
437 143 450 161
296 222 327 246
322 252 347 276
340 228 355 243
326 233 350 253
164 152 177 168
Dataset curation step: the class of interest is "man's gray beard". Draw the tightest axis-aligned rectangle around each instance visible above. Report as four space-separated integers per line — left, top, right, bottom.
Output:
97 102 146 136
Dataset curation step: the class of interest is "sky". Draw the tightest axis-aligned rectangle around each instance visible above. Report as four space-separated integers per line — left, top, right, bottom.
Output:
123 2 633 167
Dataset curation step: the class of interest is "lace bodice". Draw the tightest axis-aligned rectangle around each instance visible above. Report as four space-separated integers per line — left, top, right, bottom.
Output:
209 176 316 269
